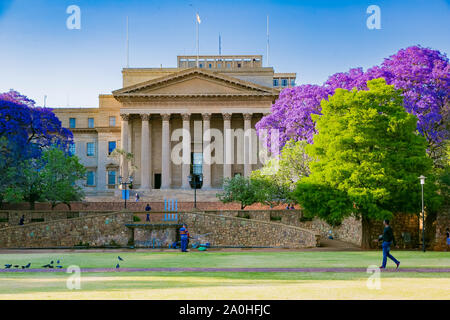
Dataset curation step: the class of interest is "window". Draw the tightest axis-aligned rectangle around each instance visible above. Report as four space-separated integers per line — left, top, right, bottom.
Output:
69 118 76 128
237 63 241 68
191 152 203 175
86 171 95 186
108 170 116 186
226 63 231 68
281 79 288 87
108 141 116 155
199 63 203 68
273 79 279 87
109 116 116 127
290 79 296 87
208 63 212 68
217 63 222 68
87 142 95 156
88 118 94 128
69 143 76 156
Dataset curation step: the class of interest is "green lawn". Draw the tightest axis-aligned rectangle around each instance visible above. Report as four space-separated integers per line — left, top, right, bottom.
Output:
0 250 449 269
0 251 448 299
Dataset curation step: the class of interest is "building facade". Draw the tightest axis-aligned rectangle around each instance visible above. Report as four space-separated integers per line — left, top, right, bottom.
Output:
53 55 296 195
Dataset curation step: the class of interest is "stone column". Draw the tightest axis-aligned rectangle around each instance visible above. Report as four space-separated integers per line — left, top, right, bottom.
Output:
181 113 191 189
223 113 232 180
140 114 151 190
120 114 130 179
243 113 252 177
161 113 171 189
202 113 212 189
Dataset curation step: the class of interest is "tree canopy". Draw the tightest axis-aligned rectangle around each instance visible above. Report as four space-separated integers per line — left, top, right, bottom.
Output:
293 78 441 248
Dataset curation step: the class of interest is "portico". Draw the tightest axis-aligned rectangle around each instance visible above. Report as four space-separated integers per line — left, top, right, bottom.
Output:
53 55 295 195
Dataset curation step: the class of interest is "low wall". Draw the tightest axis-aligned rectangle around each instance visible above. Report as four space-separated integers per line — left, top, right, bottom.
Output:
0 210 115 228
179 211 319 248
131 224 181 248
0 212 133 248
205 210 362 246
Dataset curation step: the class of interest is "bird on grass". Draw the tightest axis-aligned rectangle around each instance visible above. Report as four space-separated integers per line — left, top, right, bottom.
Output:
57 260 60 264
116 264 120 269
56 266 63 269
118 256 124 261
25 263 31 268
4 264 12 269
42 264 51 268
13 265 19 268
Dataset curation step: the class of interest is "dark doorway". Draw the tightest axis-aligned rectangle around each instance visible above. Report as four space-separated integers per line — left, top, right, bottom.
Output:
154 174 161 189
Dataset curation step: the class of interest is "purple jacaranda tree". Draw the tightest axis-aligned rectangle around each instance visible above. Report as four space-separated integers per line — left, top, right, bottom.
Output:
0 89 37 108
0 91 73 160
256 46 450 160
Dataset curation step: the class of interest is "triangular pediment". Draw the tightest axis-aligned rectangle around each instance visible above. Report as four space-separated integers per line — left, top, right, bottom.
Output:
113 68 276 98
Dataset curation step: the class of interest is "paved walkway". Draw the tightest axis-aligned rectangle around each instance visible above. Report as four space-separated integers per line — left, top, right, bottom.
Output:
1 267 449 273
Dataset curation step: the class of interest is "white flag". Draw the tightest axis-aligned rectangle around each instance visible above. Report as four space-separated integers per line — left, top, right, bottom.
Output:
196 13 201 24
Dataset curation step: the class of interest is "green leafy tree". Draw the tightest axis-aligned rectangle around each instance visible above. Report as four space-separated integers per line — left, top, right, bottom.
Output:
293 78 441 248
217 175 257 209
5 147 86 210
251 139 311 206
40 148 86 210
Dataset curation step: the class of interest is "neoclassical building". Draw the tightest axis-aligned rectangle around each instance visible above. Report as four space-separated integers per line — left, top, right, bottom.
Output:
54 55 296 195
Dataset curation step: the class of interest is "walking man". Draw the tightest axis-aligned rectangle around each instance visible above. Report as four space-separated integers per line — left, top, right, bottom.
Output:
379 219 400 270
180 223 189 252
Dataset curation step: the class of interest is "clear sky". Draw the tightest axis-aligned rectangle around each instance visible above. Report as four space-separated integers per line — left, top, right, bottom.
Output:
0 0 449 108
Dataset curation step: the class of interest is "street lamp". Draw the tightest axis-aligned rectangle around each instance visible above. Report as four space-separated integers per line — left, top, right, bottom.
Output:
419 175 426 252
119 175 133 209
188 173 203 209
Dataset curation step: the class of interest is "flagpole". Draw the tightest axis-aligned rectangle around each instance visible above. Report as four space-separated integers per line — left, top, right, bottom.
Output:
266 15 270 67
126 16 129 68
196 15 199 68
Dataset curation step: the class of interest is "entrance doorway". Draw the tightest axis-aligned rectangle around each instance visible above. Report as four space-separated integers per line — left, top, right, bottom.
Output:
154 173 161 189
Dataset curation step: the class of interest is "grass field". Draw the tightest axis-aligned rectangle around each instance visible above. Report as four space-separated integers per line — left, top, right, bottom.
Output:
0 251 449 299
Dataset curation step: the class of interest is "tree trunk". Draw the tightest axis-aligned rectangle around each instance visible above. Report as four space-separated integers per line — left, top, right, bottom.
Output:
361 215 372 249
425 210 437 250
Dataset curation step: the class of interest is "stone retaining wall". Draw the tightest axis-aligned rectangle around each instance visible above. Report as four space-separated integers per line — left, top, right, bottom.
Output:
179 211 319 248
0 212 133 248
0 210 115 228
434 204 449 251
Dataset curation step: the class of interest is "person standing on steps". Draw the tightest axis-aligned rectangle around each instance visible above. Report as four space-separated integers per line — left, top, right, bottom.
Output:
378 219 400 270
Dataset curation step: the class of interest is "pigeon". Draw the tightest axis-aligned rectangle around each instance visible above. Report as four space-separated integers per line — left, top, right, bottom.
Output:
25 263 31 269
50 261 54 264
42 264 51 268
48 265 54 269
116 264 120 269
56 266 63 269
4 264 12 269
118 256 124 261
57 260 60 264
14 265 19 268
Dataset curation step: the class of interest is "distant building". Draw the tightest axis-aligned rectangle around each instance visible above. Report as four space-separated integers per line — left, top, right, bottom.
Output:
53 55 296 195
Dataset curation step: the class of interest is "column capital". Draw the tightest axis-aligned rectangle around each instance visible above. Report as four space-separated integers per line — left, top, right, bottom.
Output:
161 113 171 121
181 113 191 121
120 114 130 121
243 113 253 121
223 113 232 121
140 114 151 121
202 113 212 121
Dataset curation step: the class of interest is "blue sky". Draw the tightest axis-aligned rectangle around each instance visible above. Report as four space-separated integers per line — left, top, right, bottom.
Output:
0 0 449 107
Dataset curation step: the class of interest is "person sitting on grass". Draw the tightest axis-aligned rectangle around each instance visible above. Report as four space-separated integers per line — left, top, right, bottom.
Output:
377 219 400 270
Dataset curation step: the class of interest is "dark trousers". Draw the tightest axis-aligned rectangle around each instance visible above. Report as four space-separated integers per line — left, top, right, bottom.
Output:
382 241 399 268
181 238 188 252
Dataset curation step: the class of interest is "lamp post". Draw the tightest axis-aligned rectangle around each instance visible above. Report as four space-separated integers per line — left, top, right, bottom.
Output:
188 173 203 209
419 175 426 252
119 175 133 209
